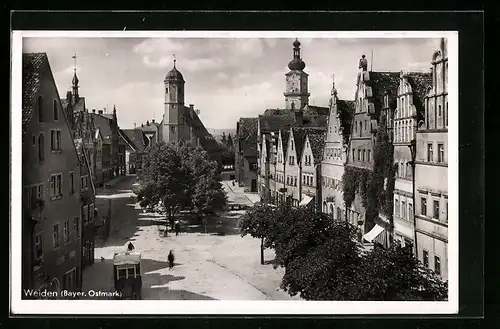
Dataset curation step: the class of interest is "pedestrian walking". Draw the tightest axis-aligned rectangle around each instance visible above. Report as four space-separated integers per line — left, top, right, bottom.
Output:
174 220 180 236
168 250 175 270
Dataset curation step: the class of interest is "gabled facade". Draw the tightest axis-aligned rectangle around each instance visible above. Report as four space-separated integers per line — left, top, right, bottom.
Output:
299 133 325 211
22 53 82 295
274 129 290 205
391 70 433 251
320 76 354 220
235 117 259 192
345 55 400 244
258 135 271 202
414 38 449 281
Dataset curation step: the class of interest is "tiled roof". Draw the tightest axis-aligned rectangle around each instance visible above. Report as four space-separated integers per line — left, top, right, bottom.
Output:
308 133 326 164
407 72 433 108
368 71 400 115
90 113 113 141
301 114 328 128
183 106 222 153
337 99 355 136
22 53 47 135
258 112 295 134
281 130 290 158
139 123 158 133
120 128 148 152
291 126 326 159
236 117 258 140
303 105 330 116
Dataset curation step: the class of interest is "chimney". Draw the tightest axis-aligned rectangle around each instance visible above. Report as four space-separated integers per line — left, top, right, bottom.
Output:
294 110 303 126
92 109 96 113
189 104 194 111
134 123 136 128
98 109 103 115
152 119 155 123
146 120 150 126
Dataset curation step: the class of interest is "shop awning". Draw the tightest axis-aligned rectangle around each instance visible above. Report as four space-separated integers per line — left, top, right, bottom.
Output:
299 195 313 207
363 224 385 243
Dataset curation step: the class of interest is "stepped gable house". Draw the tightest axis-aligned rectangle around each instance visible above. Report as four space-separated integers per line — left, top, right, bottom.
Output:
22 53 83 295
390 69 432 253
345 54 400 247
158 59 223 165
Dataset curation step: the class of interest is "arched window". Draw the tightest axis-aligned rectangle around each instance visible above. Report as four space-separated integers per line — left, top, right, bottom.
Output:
53 100 59 120
38 133 45 162
37 96 44 122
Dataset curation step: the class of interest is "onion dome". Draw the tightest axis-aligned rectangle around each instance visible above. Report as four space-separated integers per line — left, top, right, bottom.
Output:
165 59 184 82
288 38 306 71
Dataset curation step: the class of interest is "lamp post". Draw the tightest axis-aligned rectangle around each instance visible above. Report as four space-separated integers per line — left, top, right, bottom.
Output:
408 138 418 257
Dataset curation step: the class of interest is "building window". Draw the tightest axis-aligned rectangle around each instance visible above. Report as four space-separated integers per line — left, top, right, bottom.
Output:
438 105 442 117
409 203 414 221
352 149 355 161
421 197 427 216
423 250 429 268
51 129 62 151
357 149 361 161
81 175 88 190
73 217 79 235
32 135 36 146
434 256 441 275
433 200 440 219
394 198 400 217
38 96 44 122
69 172 75 195
38 134 45 162
63 221 70 243
53 224 60 248
445 201 448 222
362 150 365 162
401 201 406 219
438 143 444 163
368 150 371 162
53 100 59 121
355 121 358 132
445 102 448 126
83 206 89 225
291 142 294 151
427 143 433 162
50 173 63 198
35 234 43 259
171 126 176 132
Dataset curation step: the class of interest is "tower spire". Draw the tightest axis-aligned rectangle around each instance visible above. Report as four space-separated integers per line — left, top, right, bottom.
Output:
71 53 79 100
331 73 337 96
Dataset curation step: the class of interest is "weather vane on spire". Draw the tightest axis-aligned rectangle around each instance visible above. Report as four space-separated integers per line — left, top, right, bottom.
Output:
173 53 176 68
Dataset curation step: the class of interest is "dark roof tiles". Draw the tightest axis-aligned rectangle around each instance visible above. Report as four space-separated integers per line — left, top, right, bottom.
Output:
307 133 326 164
22 53 47 135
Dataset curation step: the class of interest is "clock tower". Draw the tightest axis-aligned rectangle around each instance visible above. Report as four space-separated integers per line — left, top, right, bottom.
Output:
284 39 310 110
163 58 186 144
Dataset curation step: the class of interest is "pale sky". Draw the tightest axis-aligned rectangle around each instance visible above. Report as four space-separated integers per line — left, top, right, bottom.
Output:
23 37 441 130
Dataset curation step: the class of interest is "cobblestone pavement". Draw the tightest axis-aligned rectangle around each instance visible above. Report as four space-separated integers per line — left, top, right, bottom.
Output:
82 178 299 300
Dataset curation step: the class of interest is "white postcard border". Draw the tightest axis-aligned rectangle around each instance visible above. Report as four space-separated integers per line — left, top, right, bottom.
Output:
11 30 459 315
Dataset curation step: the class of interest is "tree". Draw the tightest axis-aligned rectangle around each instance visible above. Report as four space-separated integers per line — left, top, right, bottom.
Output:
239 204 278 265
240 205 448 301
192 160 228 232
137 141 227 235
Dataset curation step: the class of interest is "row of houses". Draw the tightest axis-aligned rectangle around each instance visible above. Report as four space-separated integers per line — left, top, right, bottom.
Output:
237 38 449 282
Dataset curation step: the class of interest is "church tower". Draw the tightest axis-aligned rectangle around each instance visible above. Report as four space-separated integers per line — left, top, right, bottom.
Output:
163 57 186 144
284 39 310 110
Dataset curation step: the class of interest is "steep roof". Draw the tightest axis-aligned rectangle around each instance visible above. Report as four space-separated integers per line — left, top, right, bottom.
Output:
61 96 86 113
307 133 326 164
258 112 295 134
22 53 46 135
90 113 113 142
281 130 291 158
183 106 221 153
121 128 148 152
368 71 400 116
337 99 355 137
291 126 326 159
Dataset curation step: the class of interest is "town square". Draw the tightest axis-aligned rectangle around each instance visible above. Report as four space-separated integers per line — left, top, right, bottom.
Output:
19 34 450 302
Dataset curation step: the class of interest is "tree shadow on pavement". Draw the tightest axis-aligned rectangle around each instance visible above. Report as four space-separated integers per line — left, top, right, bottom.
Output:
178 213 243 236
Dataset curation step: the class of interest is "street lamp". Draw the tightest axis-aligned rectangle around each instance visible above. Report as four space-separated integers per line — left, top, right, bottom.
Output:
407 138 418 257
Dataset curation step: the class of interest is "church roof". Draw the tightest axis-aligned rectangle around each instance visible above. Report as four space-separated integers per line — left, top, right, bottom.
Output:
165 66 184 82
22 53 46 135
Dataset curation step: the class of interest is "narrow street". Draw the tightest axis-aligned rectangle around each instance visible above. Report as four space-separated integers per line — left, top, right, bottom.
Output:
82 176 299 300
